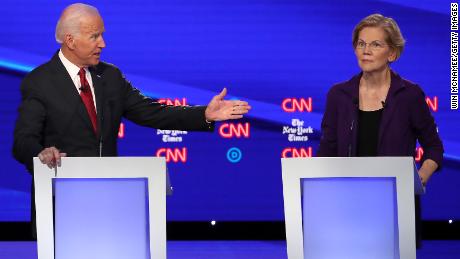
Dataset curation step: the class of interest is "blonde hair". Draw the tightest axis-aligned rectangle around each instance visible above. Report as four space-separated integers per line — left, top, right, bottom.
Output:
352 14 405 61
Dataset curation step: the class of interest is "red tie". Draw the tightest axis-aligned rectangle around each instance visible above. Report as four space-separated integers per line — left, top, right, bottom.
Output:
78 68 98 134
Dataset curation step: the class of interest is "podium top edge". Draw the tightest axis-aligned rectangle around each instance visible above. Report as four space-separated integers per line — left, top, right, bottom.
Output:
33 157 167 161
281 157 413 161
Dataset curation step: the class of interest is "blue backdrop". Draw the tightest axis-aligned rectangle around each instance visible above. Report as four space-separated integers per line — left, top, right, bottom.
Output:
0 0 458 222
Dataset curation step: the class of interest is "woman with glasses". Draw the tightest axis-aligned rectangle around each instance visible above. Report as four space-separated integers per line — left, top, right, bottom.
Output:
317 14 443 248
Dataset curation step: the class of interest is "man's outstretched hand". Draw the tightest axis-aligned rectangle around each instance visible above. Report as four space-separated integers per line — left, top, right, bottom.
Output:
205 88 251 122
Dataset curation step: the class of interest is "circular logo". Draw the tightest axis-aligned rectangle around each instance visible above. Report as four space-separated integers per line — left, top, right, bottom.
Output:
226 147 242 163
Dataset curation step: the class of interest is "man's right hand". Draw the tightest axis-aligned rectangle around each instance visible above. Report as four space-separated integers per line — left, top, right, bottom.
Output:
37 147 67 169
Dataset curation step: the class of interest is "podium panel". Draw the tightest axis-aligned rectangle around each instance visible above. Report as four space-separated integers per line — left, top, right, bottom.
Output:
302 178 398 259
281 157 418 259
54 178 150 259
34 157 167 259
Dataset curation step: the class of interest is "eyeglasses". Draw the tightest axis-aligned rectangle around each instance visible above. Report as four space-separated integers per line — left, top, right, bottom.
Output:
356 40 388 51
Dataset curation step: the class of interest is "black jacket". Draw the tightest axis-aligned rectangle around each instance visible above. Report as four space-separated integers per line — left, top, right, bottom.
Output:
13 51 213 173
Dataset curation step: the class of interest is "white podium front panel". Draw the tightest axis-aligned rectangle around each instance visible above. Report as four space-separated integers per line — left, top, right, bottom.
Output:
281 157 416 259
302 177 399 259
34 157 166 259
54 178 150 259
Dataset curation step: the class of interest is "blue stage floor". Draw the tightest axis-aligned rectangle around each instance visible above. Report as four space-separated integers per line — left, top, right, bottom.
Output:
0 240 459 259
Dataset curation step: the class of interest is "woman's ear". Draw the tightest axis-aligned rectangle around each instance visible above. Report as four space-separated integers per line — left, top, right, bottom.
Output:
388 48 397 63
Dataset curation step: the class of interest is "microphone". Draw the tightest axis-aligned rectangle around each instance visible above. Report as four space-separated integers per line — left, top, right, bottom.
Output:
348 120 354 157
98 100 110 158
348 97 358 157
99 107 103 157
79 85 90 93
352 97 359 107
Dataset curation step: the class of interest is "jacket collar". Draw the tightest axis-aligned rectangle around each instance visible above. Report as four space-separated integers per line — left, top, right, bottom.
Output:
339 69 408 156
340 69 406 102
88 65 105 140
49 50 104 139
378 70 407 146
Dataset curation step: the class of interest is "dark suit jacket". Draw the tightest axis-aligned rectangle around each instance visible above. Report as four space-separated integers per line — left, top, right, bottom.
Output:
13 51 213 173
317 70 444 168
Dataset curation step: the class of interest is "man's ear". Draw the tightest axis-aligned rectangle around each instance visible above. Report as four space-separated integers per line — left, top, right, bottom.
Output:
64 34 76 50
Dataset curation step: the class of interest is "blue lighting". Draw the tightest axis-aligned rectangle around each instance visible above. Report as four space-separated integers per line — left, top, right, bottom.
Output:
0 60 33 73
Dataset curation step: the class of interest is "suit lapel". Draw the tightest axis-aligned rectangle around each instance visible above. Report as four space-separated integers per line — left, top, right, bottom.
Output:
378 70 405 147
90 66 105 140
340 73 360 156
49 52 95 136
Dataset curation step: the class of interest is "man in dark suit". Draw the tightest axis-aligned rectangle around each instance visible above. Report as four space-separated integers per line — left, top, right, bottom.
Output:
13 3 250 238
13 3 250 172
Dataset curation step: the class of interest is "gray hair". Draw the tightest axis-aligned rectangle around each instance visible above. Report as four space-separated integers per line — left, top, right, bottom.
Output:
55 3 100 43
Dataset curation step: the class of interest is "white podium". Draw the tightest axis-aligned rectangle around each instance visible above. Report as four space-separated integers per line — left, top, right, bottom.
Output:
281 157 423 259
34 157 167 259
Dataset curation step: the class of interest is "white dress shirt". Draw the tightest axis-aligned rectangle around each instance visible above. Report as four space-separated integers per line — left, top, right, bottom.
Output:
58 50 97 111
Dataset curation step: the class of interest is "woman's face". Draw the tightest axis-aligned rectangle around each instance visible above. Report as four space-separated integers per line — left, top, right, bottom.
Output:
354 27 396 73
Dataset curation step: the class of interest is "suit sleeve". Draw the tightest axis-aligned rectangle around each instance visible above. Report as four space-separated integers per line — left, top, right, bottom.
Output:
12 76 46 173
317 88 338 156
409 86 444 169
117 70 214 131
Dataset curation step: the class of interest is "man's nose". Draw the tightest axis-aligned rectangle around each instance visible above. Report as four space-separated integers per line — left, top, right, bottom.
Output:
98 36 106 48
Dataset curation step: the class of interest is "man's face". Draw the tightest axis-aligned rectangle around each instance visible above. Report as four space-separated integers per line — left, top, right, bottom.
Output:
70 15 106 67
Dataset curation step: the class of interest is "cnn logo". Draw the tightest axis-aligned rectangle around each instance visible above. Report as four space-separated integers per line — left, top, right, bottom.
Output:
415 147 423 162
425 96 437 112
219 123 250 138
282 98 313 112
158 98 187 106
156 147 187 163
118 123 125 138
281 147 313 158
